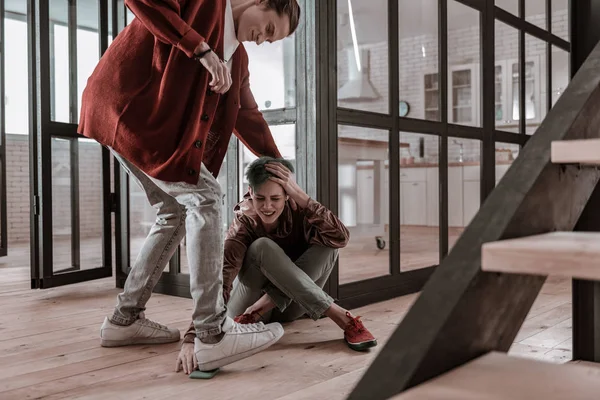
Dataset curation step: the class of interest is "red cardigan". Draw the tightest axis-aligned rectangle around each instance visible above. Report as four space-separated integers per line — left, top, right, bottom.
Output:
78 0 281 183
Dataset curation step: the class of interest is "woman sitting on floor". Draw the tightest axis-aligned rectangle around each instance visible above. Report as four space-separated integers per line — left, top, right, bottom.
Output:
176 157 377 374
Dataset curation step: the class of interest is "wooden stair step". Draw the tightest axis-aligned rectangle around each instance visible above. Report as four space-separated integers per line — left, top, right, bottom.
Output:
481 232 600 280
551 138 600 164
392 352 600 399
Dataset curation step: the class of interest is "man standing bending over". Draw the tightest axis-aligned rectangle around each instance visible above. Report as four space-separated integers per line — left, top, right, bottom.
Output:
78 0 300 371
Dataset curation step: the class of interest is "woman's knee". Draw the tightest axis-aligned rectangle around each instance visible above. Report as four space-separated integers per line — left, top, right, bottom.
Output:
248 237 278 254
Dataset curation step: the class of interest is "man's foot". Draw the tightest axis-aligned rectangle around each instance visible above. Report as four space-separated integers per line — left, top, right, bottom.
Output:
344 312 377 351
100 313 180 347
194 316 283 371
233 311 262 324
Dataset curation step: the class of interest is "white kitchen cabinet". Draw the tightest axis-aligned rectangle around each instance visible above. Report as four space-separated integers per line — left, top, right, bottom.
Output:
462 181 480 227
426 58 542 129
449 64 480 126
448 167 464 227
401 181 427 226
495 57 542 127
495 163 510 185
462 165 480 181
422 66 479 125
356 167 374 225
426 167 439 226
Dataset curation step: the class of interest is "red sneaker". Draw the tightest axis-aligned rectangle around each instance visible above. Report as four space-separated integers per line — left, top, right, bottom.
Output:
233 311 262 324
344 312 377 351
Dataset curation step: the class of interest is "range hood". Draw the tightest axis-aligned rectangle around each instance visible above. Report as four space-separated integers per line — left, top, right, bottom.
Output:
338 47 380 102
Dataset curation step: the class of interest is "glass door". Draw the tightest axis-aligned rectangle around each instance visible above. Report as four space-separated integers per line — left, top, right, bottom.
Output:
0 0 5 258
29 0 113 288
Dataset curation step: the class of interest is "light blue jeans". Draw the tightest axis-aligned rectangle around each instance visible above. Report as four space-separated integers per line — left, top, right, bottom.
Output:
110 150 226 339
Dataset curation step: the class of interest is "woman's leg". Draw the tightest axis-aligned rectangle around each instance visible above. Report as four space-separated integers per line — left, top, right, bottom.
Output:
228 238 335 321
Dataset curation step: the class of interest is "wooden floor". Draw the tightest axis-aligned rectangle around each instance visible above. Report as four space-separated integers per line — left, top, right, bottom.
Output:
0 241 573 399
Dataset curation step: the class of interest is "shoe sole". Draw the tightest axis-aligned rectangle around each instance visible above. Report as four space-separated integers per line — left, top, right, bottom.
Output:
196 329 284 372
346 338 378 352
100 336 180 347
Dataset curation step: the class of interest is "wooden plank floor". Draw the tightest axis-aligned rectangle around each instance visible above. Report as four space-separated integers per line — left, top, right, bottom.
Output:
0 242 572 399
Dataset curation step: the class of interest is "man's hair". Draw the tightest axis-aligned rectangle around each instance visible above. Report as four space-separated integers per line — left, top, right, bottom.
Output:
246 156 295 190
264 0 301 36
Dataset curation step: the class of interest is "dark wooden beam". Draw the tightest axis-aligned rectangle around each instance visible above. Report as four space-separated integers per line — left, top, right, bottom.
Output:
570 0 600 365
348 38 600 400
572 183 600 362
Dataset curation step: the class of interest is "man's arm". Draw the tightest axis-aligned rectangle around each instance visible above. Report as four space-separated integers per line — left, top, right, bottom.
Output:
233 64 282 159
125 0 206 58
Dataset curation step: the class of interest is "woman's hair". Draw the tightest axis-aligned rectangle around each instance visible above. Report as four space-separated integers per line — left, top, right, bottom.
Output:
246 156 295 190
264 0 301 36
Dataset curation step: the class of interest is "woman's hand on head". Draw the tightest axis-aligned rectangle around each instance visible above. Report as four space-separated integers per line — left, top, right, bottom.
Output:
264 163 308 209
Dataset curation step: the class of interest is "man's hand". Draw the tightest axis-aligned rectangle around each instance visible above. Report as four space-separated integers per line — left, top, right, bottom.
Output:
194 42 232 94
175 342 197 374
265 163 309 209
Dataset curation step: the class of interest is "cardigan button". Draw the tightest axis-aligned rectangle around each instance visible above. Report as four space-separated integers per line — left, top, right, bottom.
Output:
194 140 203 149
187 168 196 176
201 114 209 122
207 89 213 96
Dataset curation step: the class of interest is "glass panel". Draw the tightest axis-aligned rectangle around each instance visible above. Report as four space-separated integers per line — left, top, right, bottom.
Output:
525 35 547 135
337 0 389 113
77 0 100 122
495 0 518 15
0 154 3 251
551 46 570 108
107 0 113 43
52 138 73 271
4 15 29 135
338 125 389 284
495 142 520 186
52 138 104 272
239 124 296 199
399 132 439 271
526 0 547 29
448 138 480 250
399 0 439 121
448 2 480 126
245 36 296 110
495 21 519 132
50 1 71 123
552 0 569 42
77 139 104 268
127 8 135 24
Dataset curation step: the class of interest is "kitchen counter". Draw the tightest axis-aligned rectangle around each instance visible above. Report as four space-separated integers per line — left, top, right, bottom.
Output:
399 160 513 168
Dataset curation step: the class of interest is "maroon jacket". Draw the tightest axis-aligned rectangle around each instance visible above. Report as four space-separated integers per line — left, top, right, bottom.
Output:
78 0 280 183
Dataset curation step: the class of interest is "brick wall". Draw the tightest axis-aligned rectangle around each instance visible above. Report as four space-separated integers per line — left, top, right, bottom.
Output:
338 10 569 163
6 134 29 244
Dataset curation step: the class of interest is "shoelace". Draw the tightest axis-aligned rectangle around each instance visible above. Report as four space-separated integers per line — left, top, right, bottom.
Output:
230 321 266 334
347 315 366 335
138 318 168 331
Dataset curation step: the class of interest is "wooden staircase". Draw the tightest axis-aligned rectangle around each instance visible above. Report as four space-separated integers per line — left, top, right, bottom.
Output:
347 39 600 400
392 352 600 399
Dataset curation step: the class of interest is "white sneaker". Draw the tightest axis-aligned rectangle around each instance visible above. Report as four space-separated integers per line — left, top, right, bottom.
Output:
100 313 180 347
194 316 284 371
